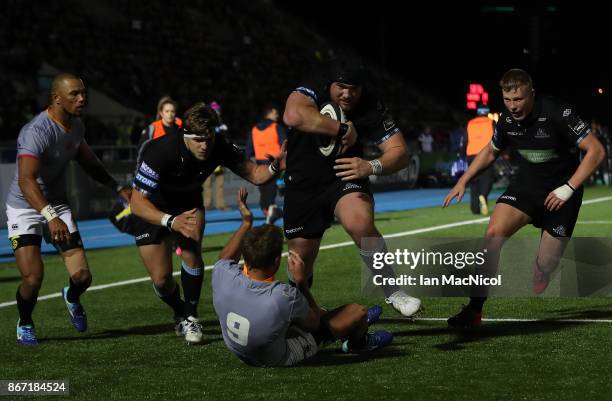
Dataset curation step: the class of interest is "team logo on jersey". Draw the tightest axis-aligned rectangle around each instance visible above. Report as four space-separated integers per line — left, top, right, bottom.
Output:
535 128 550 139
563 108 572 117
383 118 396 131
538 117 547 122
507 131 523 136
570 121 586 135
552 225 567 236
342 183 362 192
506 116 513 124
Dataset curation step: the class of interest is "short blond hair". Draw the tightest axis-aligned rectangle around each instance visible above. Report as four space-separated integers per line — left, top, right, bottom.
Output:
499 69 533 91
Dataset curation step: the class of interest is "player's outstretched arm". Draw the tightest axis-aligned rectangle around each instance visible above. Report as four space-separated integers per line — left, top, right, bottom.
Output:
288 251 321 333
218 188 253 262
75 141 131 202
443 143 498 207
236 140 286 185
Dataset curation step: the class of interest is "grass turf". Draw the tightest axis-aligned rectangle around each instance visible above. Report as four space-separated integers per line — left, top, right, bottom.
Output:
0 186 611 400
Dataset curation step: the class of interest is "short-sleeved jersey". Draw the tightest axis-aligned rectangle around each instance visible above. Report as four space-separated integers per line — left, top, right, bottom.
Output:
6 111 85 209
286 79 400 189
492 96 591 190
212 258 311 367
132 130 245 213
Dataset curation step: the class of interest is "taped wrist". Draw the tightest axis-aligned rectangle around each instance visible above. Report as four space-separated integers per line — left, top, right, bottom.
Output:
41 205 58 222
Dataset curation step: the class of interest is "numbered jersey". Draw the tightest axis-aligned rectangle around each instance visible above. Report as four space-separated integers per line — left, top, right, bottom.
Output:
211 259 311 366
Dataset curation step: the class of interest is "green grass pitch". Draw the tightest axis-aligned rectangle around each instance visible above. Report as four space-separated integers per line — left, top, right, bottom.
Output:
1 187 611 400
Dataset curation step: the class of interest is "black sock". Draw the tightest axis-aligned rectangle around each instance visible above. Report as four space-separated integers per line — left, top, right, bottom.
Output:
66 277 90 303
155 282 184 318
360 242 399 298
346 334 368 350
468 297 487 312
16 287 37 326
181 262 203 318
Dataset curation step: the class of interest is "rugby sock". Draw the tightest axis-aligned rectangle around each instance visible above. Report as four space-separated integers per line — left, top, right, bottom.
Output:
360 244 399 298
467 297 486 312
66 277 91 303
181 261 203 318
16 287 37 326
153 278 184 317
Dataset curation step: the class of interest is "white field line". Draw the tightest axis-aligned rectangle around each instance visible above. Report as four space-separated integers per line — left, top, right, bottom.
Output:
414 317 612 323
1 195 611 314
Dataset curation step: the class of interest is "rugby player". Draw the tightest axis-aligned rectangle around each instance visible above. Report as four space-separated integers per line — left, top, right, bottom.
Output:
6 73 131 345
282 64 421 317
443 69 605 327
212 188 393 367
130 102 285 345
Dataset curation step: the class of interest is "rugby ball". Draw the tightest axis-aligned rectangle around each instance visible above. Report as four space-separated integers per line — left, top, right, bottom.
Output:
317 102 347 158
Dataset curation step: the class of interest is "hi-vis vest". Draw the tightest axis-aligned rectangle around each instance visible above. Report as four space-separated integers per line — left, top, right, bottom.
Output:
467 116 494 156
251 122 281 160
149 117 183 140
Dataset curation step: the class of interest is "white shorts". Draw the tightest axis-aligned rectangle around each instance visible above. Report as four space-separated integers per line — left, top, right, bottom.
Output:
6 203 78 239
281 326 319 367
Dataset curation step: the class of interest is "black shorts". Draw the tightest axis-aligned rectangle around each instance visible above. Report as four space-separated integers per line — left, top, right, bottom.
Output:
132 215 201 250
283 180 372 239
496 184 583 237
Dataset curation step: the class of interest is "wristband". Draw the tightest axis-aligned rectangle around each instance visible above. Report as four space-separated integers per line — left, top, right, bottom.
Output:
41 204 59 222
337 122 349 139
268 163 279 175
566 182 576 192
369 159 383 175
552 183 574 202
161 214 175 229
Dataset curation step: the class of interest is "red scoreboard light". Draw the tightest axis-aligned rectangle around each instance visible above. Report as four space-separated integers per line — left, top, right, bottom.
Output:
466 83 489 110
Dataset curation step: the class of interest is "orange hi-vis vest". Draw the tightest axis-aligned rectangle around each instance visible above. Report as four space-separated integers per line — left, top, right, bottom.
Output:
251 122 281 160
467 116 494 156
151 117 183 139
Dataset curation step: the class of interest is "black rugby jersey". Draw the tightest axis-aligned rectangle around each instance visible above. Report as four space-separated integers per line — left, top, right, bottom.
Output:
133 130 245 212
492 96 591 190
286 79 400 189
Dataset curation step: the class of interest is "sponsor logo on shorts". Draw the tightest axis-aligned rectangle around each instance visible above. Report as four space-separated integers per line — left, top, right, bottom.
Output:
552 225 567 236
136 233 150 240
11 237 19 250
500 195 517 202
563 108 572 117
285 226 303 234
343 183 363 191
11 224 19 230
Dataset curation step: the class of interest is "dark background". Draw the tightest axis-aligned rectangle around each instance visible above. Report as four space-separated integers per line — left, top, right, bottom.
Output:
275 1 610 122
